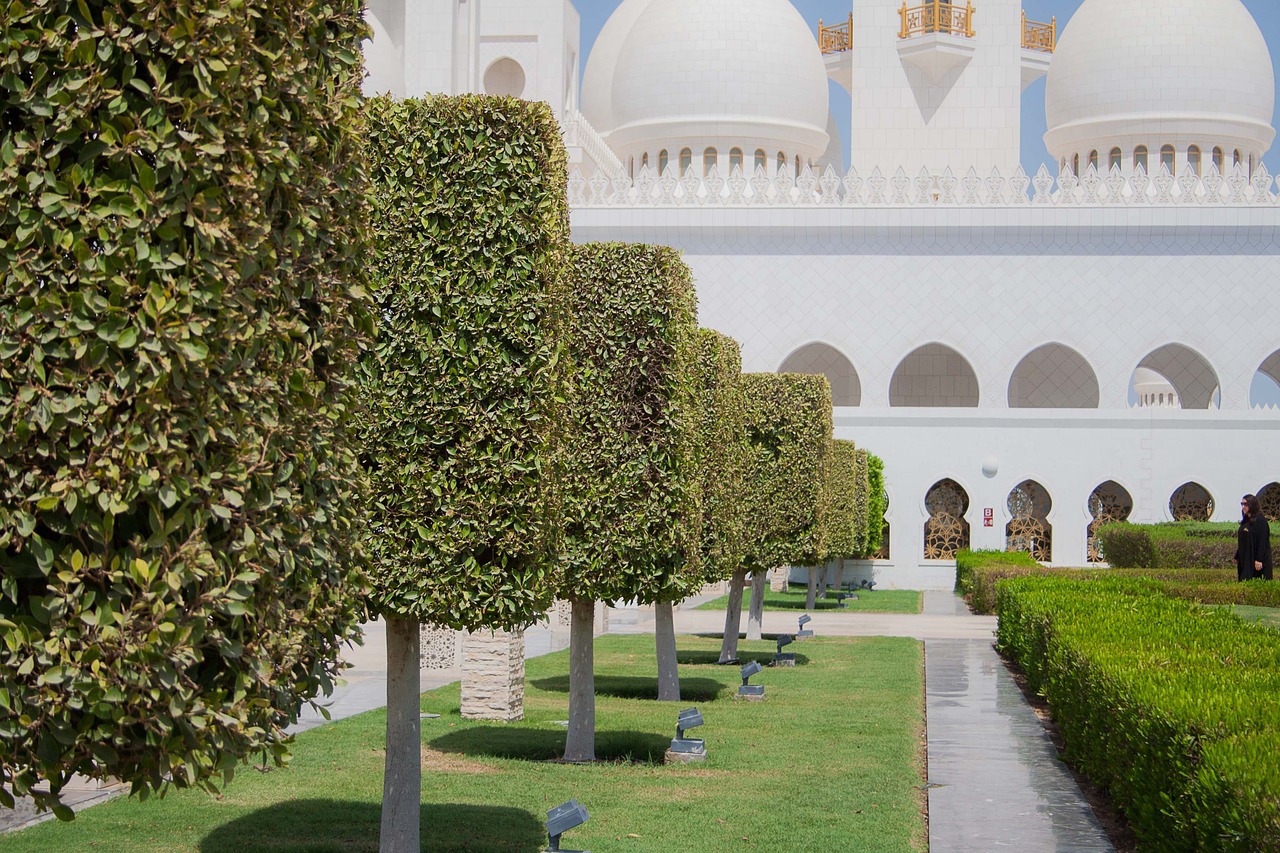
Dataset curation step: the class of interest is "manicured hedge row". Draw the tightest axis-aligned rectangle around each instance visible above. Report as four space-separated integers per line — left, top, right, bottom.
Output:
865 454 887 556
560 243 700 605
954 549 1039 597
996 577 1280 851
0 0 372 811
1099 522 1278 570
824 440 864 560
361 95 569 630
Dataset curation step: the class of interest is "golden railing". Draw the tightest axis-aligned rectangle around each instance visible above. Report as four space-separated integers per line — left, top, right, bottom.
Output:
1021 11 1055 52
819 14 854 54
899 1 975 39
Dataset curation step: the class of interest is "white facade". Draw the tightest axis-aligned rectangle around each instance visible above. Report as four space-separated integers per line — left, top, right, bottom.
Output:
364 0 1280 588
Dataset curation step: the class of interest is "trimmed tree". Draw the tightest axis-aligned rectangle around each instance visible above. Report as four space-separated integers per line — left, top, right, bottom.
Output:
721 374 832 661
561 243 699 760
653 330 748 701
813 439 863 608
0 0 373 816
865 453 888 557
361 95 570 851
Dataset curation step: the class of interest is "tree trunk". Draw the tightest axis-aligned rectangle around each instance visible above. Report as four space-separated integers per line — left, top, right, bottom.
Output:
563 598 596 763
746 570 767 641
818 562 831 599
655 600 680 702
806 566 818 610
380 616 421 853
718 569 748 663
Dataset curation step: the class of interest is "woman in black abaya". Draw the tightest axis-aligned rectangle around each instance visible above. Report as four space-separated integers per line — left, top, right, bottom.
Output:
1234 494 1273 581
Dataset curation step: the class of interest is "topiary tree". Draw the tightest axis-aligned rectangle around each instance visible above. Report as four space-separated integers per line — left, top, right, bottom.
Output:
361 95 570 851
813 439 862 607
720 374 832 662
0 0 373 817
560 242 699 760
852 449 872 559
865 453 888 558
652 329 747 702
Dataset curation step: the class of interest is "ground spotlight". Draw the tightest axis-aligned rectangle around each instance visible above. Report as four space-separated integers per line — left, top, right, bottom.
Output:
545 799 590 852
796 613 814 639
667 707 707 763
774 634 796 666
738 660 764 699
834 591 858 608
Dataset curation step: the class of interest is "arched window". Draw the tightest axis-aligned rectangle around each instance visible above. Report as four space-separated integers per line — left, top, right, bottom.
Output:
1007 480 1052 562
777 151 786 171
1234 149 1242 169
754 149 767 173
1250 154 1257 176
1008 344 1100 409
640 153 649 170
1134 146 1149 172
795 155 802 175
778 343 862 406
729 147 744 173
1188 145 1201 176
1088 150 1099 172
1170 483 1214 522
679 148 692 176
482 58 526 97
1160 145 1176 175
1060 157 1068 173
703 147 718 176
890 344 980 407
924 479 970 560
1071 154 1080 175
1109 148 1123 172
658 149 669 176
1212 147 1224 172
1088 481 1133 563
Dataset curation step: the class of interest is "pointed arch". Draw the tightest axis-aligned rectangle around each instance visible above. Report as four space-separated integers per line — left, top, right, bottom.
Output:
778 342 861 406
1006 480 1052 561
1088 481 1134 563
1170 482 1214 522
924 478 970 560
1008 344 1100 409
891 344 979 407
1133 344 1220 410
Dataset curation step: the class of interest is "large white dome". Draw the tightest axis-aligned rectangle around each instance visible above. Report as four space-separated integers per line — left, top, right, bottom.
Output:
584 0 830 171
1044 0 1275 171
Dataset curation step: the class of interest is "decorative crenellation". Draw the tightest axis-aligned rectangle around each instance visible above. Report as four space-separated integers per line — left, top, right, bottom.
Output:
568 162 1279 209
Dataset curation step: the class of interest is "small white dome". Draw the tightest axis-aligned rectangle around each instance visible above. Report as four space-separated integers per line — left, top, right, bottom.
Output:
592 0 830 169
581 0 656 131
1044 0 1275 169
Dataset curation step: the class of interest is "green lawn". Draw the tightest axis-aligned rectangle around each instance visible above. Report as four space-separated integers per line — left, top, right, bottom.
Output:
1218 604 1280 629
696 586 922 614
3 635 926 853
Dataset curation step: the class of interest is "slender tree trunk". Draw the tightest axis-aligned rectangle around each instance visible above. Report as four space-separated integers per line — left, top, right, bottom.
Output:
746 570 767 641
806 566 818 610
718 569 748 663
563 598 596 762
655 600 680 701
380 616 421 853
818 562 831 599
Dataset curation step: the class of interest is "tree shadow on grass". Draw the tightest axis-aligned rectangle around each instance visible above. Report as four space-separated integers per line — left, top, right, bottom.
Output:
200 799 543 852
528 674 725 702
678 646 810 667
429 726 670 764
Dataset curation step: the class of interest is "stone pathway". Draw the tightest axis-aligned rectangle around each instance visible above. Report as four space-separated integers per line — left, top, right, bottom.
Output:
3 592 1116 851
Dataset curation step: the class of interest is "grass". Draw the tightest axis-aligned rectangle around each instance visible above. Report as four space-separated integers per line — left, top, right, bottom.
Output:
3 634 926 853
695 585 922 614
1212 604 1280 629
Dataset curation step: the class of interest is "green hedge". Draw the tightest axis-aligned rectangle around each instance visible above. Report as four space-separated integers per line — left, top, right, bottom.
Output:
739 374 832 573
954 549 1039 596
360 96 569 629
996 576 1280 850
824 440 863 560
865 454 887 557
0 0 373 812
1099 522 1278 570
687 330 747 589
965 561 1240 615
560 243 700 605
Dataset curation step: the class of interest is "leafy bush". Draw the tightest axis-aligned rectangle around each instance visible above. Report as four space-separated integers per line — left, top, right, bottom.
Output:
1162 581 1280 608
1096 523 1158 568
824 440 863 560
996 577 1280 850
560 243 700 605
1100 521 1277 571
852 450 871 556
865 454 887 557
361 95 569 630
0 0 374 812
687 330 747 589
954 549 1038 596
739 374 833 573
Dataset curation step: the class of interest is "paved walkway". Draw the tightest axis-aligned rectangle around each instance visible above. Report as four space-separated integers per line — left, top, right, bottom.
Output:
3 592 1115 851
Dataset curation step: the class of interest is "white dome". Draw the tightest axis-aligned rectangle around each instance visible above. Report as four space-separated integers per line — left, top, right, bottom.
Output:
1044 0 1275 170
591 0 830 169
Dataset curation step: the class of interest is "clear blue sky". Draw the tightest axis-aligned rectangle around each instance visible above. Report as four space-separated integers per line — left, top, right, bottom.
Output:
576 0 1280 177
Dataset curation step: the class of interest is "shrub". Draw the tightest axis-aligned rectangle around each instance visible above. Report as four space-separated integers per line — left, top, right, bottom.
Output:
1100 521 1277 571
865 454 887 557
0 0 373 812
996 576 1280 851
852 449 872 556
361 95 570 630
824 440 863 561
954 549 1038 596
1095 523 1157 568
739 374 833 574
559 243 701 605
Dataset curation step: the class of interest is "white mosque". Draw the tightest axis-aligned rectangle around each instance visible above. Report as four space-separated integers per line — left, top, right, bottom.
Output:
363 0 1280 586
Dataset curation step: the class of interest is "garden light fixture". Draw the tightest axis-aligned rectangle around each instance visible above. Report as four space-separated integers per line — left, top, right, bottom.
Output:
667 707 707 762
738 660 765 698
546 799 590 852
774 634 796 666
797 613 814 638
